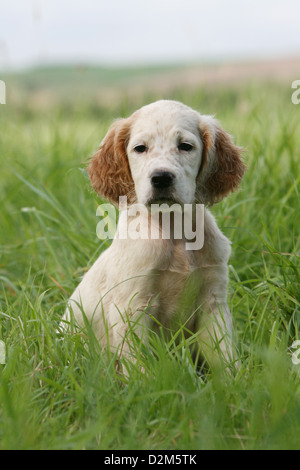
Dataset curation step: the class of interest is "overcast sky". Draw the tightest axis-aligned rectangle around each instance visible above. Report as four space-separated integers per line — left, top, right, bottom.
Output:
0 0 300 70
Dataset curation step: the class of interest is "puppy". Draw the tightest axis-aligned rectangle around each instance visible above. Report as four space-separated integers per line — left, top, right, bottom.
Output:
61 100 245 369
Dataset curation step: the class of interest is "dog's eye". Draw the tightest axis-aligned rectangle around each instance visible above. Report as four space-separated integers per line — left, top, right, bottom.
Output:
134 145 147 154
178 142 193 152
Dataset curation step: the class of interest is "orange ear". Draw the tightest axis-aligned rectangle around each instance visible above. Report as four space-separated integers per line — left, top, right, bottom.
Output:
88 118 136 206
198 117 245 205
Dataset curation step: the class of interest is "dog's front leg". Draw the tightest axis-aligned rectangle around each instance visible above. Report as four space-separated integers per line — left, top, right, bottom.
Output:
195 265 237 370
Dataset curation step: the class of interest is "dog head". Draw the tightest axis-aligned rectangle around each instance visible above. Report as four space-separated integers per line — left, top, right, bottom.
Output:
88 100 245 207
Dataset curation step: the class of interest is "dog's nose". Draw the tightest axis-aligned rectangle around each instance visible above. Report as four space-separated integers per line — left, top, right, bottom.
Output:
151 171 175 189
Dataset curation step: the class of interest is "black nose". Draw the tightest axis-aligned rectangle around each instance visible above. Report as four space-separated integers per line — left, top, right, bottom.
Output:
151 171 175 189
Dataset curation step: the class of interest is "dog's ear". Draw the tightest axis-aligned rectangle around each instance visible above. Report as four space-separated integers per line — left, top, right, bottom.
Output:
88 117 136 206
197 116 245 205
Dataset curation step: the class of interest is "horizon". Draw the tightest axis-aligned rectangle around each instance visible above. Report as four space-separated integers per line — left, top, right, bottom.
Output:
1 53 299 75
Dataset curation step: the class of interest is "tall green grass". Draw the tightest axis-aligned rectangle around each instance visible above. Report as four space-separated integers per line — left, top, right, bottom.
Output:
0 80 299 449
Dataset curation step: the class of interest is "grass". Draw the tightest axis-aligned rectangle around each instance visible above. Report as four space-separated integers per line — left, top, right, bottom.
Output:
0 71 300 449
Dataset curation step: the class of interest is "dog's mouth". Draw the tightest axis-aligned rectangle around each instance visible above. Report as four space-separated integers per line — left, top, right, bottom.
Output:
145 196 181 208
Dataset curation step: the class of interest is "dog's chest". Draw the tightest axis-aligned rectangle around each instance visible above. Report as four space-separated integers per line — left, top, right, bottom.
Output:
151 242 201 327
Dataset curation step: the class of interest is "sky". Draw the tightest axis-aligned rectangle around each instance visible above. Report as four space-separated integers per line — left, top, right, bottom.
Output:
0 0 300 70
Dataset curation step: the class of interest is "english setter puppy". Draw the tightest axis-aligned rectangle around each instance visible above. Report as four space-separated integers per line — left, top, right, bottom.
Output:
61 100 245 369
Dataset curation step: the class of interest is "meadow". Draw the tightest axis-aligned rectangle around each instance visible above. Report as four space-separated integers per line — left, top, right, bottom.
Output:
0 64 300 449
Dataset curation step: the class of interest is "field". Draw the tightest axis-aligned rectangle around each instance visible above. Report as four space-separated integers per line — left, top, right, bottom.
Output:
0 61 300 450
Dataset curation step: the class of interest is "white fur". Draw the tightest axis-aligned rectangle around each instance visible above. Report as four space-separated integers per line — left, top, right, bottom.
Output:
127 101 203 205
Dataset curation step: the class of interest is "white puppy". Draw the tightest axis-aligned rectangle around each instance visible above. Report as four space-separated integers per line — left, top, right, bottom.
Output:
61 100 245 369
